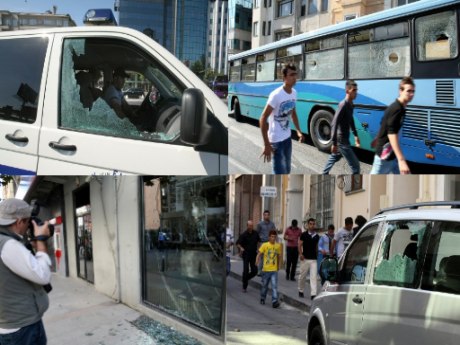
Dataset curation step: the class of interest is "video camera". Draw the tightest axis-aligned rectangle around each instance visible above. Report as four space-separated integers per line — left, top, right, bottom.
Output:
26 201 54 294
27 201 55 242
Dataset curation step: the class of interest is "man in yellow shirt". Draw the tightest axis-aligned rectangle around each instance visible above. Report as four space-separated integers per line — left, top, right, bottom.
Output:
256 230 283 308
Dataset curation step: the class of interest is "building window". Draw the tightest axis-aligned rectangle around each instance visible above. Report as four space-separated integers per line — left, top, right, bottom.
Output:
277 0 293 18
262 21 266 36
275 29 292 41
243 40 251 50
301 0 306 16
309 175 335 230
345 14 357 21
397 0 419 5
254 21 259 37
308 0 318 15
142 176 226 335
341 175 363 193
268 21 272 36
254 0 260 8
321 0 328 12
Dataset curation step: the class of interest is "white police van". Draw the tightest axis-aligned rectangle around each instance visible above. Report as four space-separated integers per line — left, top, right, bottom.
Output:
0 20 227 175
307 201 460 345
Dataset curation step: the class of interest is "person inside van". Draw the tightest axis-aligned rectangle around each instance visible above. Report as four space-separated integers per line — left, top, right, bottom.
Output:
103 68 137 120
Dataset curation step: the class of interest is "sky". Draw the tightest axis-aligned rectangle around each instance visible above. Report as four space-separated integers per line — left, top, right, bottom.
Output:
0 0 117 26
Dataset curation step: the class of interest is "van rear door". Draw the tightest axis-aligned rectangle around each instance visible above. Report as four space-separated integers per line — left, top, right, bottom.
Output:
0 34 50 174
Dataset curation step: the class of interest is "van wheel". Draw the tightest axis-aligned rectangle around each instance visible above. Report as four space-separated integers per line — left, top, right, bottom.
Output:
309 325 325 345
310 109 333 152
233 98 243 122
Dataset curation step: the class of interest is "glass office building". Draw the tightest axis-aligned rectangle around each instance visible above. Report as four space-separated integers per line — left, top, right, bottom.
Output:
119 0 208 65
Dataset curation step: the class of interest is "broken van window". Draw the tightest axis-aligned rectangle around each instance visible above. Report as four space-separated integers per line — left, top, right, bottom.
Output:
374 221 431 287
59 38 182 143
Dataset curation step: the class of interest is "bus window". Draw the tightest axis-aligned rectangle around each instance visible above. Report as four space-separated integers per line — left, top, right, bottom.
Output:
275 45 303 80
348 23 410 79
256 51 276 82
241 56 256 81
229 60 241 82
305 35 344 80
415 10 458 61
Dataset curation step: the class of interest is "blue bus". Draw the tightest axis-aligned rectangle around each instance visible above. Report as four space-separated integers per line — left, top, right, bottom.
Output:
228 0 460 168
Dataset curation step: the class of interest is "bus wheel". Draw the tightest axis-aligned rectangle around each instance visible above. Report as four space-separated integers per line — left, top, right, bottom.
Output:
233 98 243 122
310 109 333 152
309 325 325 345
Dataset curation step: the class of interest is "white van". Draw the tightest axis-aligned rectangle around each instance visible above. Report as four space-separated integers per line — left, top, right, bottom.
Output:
0 26 227 175
307 201 460 345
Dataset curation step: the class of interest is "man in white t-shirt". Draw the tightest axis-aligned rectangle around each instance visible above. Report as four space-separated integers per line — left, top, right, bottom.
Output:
332 217 354 258
259 64 304 174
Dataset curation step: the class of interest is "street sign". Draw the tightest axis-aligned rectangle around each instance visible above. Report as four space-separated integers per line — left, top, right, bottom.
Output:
260 186 277 198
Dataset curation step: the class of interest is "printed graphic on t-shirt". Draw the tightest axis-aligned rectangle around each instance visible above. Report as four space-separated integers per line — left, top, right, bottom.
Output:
342 232 354 251
275 99 295 130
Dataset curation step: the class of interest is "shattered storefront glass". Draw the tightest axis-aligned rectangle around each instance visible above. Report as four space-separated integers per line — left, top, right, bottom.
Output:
142 176 226 335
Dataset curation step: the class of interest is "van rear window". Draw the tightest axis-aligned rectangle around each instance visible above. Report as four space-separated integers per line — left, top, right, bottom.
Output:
0 36 48 124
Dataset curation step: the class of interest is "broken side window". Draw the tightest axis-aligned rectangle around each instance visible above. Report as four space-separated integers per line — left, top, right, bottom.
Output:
373 220 431 288
415 10 458 61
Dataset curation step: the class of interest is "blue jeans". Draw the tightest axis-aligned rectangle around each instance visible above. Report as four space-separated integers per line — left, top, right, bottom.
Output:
370 155 399 174
260 271 278 303
323 142 360 174
271 137 292 174
0 320 47 345
226 256 231 276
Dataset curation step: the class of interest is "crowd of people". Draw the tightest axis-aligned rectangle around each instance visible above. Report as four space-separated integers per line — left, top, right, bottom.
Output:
228 212 367 308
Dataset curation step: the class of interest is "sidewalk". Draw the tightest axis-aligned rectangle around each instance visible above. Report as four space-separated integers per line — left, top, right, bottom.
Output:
43 274 202 345
228 256 322 313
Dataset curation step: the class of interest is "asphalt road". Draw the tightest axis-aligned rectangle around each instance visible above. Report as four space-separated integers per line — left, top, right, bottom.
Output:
229 116 372 174
226 275 308 345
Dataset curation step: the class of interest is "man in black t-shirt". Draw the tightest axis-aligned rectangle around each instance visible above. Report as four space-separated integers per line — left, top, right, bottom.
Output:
370 77 415 174
236 220 260 292
323 80 361 175
298 218 320 300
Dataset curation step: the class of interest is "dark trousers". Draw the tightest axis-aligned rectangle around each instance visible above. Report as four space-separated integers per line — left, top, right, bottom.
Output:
242 252 258 289
0 320 47 345
286 246 299 280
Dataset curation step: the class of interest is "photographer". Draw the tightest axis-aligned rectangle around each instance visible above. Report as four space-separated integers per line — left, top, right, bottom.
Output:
0 198 51 345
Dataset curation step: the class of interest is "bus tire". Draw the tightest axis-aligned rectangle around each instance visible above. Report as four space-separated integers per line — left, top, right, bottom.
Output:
310 109 334 153
233 98 243 122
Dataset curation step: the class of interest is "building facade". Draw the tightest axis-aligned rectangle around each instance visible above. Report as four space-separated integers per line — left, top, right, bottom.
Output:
0 9 76 31
250 0 421 49
208 0 228 74
3 176 226 344
228 0 253 56
118 0 208 66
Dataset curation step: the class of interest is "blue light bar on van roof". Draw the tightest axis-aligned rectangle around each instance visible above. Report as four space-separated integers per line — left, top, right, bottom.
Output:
83 9 117 26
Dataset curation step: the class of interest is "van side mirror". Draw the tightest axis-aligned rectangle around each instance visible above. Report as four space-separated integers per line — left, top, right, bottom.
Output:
319 256 339 283
180 88 211 146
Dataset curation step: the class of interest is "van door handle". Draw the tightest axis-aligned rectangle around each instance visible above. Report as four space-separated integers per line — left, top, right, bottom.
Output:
352 295 363 304
5 133 29 144
49 141 77 152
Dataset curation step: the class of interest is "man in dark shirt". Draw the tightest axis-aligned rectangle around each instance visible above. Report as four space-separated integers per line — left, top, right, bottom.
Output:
298 218 320 300
236 220 260 292
370 76 415 174
323 80 361 175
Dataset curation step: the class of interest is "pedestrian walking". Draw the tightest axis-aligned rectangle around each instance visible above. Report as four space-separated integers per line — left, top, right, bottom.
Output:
0 198 52 345
256 210 276 274
298 218 319 300
283 219 302 281
353 215 367 237
370 76 416 174
332 217 354 258
323 80 361 175
226 222 234 276
256 230 282 308
236 220 260 292
259 63 304 174
317 224 335 284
